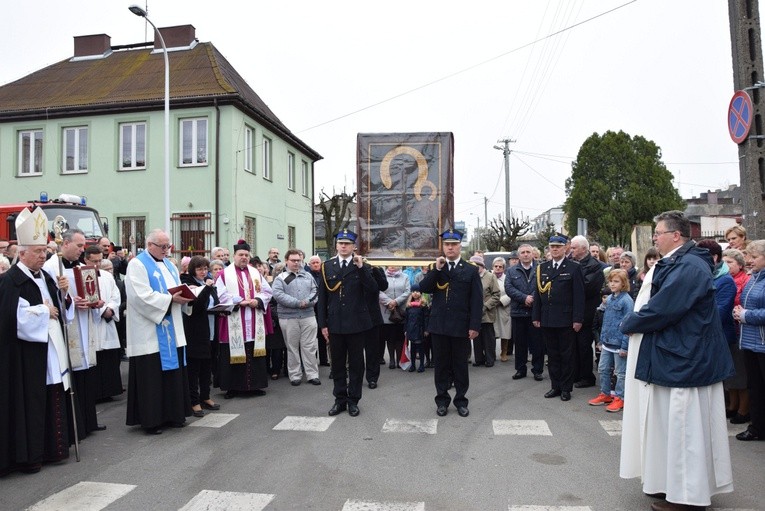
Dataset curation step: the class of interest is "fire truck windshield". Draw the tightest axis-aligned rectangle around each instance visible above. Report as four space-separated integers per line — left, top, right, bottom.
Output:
44 206 104 240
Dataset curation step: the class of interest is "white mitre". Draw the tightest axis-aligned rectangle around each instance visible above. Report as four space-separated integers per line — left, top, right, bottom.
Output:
15 207 49 246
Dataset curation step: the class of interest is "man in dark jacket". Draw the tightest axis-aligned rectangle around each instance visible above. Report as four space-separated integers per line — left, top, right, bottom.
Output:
569 235 605 388
364 266 388 388
505 244 543 380
620 211 734 511
532 234 585 402
419 229 483 418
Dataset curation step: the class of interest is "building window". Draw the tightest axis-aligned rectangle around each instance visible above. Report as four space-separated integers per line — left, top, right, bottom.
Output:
288 226 296 249
120 122 146 170
171 212 213 257
18 130 43 176
301 160 309 197
63 127 88 173
244 215 257 250
262 136 272 181
119 216 146 256
180 118 207 166
244 126 253 173
287 152 295 191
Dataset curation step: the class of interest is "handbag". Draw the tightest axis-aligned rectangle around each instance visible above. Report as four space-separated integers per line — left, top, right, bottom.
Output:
388 306 405 324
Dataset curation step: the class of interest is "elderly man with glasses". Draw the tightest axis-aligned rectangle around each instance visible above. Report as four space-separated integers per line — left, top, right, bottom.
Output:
619 211 734 511
124 229 195 435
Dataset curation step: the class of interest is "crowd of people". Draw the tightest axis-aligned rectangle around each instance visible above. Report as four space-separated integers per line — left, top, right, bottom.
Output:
2 209 764 510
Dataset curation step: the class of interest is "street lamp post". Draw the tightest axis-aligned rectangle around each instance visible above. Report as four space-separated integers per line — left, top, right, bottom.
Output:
129 5 170 235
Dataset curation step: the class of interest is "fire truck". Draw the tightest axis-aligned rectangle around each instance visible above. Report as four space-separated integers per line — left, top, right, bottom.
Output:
0 192 106 244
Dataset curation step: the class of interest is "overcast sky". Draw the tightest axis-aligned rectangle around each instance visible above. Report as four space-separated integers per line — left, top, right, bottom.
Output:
1 0 742 233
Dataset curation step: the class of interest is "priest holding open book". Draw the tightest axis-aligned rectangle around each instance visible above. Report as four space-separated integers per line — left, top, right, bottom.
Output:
125 229 194 435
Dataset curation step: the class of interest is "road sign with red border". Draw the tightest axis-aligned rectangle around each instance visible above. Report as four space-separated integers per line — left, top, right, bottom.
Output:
729 90 753 144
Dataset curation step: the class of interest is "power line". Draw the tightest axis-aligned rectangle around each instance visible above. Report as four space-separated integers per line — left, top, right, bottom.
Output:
296 0 638 134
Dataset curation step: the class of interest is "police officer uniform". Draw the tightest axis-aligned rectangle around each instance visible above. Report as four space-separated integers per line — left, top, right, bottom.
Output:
532 235 585 401
419 229 483 417
317 230 378 417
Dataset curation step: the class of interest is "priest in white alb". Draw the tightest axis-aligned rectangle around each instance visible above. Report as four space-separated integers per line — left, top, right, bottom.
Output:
619 211 734 511
125 229 194 435
43 228 105 438
215 239 271 399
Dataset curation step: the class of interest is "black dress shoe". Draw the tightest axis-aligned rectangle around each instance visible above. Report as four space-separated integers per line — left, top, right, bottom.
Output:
457 406 469 417
94 424 107 431
19 463 42 474
472 362 484 367
290 380 301 386
512 371 527 380
252 389 266 396
368 381 378 389
533 373 544 381
560 391 571 401
730 413 751 424
224 390 236 399
146 427 163 435
436 406 448 416
328 403 347 416
169 421 186 428
544 389 562 398
573 380 595 389
307 378 321 385
348 404 360 417
736 428 763 441
192 409 205 418
389 362 396 369
201 402 220 410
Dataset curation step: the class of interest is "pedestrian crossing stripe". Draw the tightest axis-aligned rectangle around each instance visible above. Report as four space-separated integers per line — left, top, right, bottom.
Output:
493 419 552 436
178 490 274 511
23 485 758 511
26 481 136 511
508 507 592 510
382 418 438 435
342 499 425 511
189 413 239 428
598 420 622 436
273 416 335 432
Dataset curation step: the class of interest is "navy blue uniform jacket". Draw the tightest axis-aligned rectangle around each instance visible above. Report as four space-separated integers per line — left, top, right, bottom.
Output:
418 259 483 336
531 258 585 327
317 257 378 335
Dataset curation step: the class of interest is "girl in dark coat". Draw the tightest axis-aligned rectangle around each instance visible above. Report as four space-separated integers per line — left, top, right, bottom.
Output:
181 256 220 417
404 285 429 373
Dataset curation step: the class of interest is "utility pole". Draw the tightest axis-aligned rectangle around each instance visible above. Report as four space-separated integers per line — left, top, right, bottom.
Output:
494 139 516 226
730 0 765 237
473 192 488 229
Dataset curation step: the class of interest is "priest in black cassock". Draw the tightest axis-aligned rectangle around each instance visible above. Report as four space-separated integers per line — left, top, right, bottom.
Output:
0 207 71 476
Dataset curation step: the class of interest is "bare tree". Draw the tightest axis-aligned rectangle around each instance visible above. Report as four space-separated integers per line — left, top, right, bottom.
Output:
317 189 356 256
482 213 531 251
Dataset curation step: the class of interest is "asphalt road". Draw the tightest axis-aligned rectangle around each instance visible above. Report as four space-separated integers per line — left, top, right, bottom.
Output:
5 354 764 511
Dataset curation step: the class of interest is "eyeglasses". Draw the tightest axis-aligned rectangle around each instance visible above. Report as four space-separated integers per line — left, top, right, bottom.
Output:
652 230 676 238
149 242 171 250
287 259 302 263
